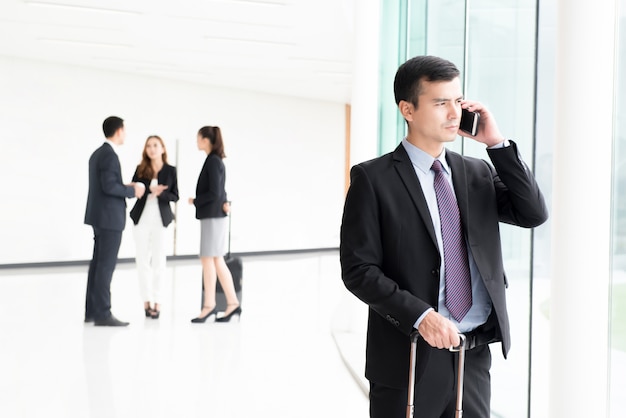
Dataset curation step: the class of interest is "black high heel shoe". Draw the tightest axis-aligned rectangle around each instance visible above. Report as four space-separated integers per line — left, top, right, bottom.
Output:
150 304 160 319
144 305 152 317
215 304 242 323
191 306 217 323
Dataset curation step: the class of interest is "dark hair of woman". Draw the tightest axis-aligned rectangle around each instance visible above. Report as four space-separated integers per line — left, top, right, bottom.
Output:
136 135 168 179
198 126 226 159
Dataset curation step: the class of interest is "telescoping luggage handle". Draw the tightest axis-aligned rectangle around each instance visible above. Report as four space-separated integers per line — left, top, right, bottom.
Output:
406 331 467 418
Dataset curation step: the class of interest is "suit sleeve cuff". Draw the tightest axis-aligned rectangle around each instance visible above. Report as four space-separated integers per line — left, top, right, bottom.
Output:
487 139 510 149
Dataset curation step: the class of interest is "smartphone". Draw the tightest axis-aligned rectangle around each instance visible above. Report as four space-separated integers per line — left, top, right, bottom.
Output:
459 108 480 136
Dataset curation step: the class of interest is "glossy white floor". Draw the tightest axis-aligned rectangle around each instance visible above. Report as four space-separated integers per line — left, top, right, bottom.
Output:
0 252 369 418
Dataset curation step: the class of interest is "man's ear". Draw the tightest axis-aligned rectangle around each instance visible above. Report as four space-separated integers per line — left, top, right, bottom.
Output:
398 100 414 122
112 127 124 144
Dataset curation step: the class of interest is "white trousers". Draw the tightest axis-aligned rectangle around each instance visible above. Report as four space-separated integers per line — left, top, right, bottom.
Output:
133 197 168 303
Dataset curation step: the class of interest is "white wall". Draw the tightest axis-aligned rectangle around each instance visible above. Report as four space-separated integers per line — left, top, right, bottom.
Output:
0 56 346 265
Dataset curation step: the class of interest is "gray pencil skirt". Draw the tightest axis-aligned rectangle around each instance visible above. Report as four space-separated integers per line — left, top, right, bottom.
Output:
199 217 228 257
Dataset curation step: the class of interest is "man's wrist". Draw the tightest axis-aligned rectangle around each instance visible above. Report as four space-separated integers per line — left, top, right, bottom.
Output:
414 307 434 330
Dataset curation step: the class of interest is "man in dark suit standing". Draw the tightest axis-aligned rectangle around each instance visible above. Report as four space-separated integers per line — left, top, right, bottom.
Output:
339 56 548 417
84 116 145 326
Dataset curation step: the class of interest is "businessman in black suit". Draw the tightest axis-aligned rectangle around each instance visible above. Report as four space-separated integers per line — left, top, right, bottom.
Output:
84 116 145 326
339 56 548 417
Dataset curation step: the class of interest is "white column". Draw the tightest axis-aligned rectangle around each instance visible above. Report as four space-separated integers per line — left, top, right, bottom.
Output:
331 1 382 395
334 0 381 334
349 0 381 167
550 1 616 417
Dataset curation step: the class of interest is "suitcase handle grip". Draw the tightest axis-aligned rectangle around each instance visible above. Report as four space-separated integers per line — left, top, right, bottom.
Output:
449 333 466 352
408 330 466 350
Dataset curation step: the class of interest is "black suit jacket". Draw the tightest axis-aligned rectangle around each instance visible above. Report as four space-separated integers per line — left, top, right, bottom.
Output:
130 164 179 227
84 142 135 231
193 153 228 219
339 141 548 388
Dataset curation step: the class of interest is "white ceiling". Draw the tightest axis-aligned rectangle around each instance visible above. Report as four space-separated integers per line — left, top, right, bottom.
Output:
0 0 356 103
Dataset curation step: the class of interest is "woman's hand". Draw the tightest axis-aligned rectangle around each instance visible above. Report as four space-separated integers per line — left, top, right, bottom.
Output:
150 184 168 197
188 197 195 205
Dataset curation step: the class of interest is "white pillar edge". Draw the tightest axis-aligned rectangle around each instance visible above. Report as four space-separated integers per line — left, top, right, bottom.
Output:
549 1 617 417
349 0 381 168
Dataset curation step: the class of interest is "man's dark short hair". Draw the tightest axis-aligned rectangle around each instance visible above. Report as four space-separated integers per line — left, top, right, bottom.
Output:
103 116 124 139
393 55 460 107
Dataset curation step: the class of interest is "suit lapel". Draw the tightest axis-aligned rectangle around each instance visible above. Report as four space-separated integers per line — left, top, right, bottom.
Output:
392 144 438 247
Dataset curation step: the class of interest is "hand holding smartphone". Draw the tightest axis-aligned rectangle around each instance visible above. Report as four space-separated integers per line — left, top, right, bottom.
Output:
459 108 480 136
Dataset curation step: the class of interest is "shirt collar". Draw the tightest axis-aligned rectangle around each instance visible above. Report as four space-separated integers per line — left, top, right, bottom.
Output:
104 139 119 155
401 137 450 175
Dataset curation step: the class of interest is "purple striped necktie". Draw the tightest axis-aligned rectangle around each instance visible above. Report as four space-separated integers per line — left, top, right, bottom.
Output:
431 160 472 322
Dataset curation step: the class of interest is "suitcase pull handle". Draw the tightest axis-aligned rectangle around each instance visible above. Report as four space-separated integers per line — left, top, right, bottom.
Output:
407 331 420 418
450 334 466 418
406 332 466 418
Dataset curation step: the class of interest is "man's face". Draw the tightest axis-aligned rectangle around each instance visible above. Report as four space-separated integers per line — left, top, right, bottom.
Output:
408 77 463 146
112 126 126 145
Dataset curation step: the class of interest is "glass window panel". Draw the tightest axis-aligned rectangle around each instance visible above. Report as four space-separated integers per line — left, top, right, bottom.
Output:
378 0 409 154
532 0 555 417
411 0 465 155
466 3 538 417
610 3 626 417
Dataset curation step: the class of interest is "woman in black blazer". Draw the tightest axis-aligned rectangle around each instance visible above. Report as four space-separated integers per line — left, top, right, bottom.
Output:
130 135 179 319
188 126 241 323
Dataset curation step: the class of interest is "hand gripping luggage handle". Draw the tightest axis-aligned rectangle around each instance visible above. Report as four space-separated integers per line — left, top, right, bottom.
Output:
406 331 467 418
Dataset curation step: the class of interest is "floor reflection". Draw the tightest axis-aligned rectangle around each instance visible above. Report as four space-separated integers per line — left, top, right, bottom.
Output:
0 253 368 418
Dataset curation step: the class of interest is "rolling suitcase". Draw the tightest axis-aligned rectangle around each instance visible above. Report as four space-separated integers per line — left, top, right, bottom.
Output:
216 254 242 310
201 208 243 312
406 331 467 418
